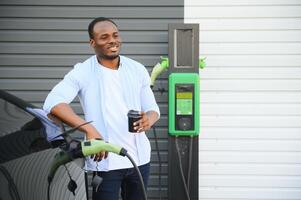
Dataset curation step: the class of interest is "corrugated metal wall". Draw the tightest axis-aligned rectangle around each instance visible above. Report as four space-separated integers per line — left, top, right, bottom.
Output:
185 0 301 199
0 1 184 199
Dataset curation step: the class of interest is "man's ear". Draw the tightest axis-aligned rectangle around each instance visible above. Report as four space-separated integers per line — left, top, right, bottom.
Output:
90 39 95 48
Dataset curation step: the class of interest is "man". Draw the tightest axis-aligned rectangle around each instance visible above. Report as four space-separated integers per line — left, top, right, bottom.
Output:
43 17 160 200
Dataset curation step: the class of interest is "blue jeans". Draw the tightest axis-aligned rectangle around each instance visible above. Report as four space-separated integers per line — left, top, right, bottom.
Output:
92 163 150 200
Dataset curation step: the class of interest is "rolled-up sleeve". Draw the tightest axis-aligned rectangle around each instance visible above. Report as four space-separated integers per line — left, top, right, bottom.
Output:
43 67 81 113
140 67 160 118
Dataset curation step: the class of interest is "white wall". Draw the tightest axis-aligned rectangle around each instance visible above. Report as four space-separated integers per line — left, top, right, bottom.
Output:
185 0 301 199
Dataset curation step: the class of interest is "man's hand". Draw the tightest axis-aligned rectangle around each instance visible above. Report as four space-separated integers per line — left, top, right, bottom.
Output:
50 103 108 162
86 128 108 162
133 111 159 133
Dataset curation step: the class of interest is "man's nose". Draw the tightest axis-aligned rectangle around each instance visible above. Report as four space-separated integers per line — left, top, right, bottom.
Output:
108 36 117 44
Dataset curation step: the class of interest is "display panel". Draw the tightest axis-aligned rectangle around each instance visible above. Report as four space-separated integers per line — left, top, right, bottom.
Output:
176 92 193 115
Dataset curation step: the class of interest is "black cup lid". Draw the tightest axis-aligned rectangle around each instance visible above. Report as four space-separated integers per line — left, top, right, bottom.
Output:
127 110 141 117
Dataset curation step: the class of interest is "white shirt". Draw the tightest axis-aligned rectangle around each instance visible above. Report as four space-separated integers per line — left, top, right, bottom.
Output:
43 55 160 171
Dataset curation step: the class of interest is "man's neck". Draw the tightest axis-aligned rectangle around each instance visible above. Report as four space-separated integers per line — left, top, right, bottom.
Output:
97 56 120 70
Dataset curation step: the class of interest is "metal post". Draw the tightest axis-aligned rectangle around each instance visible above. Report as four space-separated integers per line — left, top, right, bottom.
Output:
168 23 199 200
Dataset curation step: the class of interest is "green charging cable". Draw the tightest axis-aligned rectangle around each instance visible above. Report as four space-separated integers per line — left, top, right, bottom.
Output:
48 139 147 200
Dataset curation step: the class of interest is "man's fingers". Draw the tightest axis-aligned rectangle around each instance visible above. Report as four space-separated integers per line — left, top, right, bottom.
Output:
134 113 147 125
132 112 152 132
92 151 107 162
134 119 142 126
134 121 150 132
134 118 147 128
93 154 99 161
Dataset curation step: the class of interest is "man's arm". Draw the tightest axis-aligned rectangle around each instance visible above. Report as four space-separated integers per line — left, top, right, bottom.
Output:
50 103 101 140
50 103 107 161
137 65 160 132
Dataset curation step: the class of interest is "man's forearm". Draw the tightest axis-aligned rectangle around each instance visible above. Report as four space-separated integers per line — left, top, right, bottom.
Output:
50 103 100 138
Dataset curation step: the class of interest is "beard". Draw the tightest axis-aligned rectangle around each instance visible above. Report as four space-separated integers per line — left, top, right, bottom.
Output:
96 48 120 61
101 53 119 60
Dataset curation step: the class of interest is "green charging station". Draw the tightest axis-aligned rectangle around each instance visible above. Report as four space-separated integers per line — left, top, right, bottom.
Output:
169 73 199 136
167 23 200 200
150 23 201 200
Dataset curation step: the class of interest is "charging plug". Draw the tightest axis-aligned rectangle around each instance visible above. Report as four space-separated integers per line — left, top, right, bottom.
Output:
67 179 77 196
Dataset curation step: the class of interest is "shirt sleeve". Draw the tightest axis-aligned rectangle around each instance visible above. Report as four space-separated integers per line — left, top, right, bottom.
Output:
43 65 81 113
140 67 160 118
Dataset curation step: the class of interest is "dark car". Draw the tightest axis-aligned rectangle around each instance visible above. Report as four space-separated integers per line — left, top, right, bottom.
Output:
0 90 86 200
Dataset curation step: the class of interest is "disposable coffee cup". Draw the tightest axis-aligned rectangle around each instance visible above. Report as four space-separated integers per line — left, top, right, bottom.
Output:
127 110 141 133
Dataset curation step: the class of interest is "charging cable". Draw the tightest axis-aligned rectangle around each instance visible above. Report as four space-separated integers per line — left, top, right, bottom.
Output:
152 125 162 200
47 141 147 200
175 136 193 200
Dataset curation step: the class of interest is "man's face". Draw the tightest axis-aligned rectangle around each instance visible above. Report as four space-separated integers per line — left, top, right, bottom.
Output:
90 21 122 60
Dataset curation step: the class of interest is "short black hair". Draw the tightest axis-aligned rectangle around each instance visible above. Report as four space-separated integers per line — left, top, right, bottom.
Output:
88 17 118 39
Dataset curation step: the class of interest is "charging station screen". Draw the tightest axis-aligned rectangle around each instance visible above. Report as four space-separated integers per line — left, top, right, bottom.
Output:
176 92 193 115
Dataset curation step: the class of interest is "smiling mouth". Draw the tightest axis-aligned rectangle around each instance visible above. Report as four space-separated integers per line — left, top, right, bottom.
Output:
109 46 119 52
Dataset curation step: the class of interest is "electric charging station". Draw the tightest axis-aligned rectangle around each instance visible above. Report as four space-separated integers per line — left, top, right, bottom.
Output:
169 73 199 136
168 24 199 200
